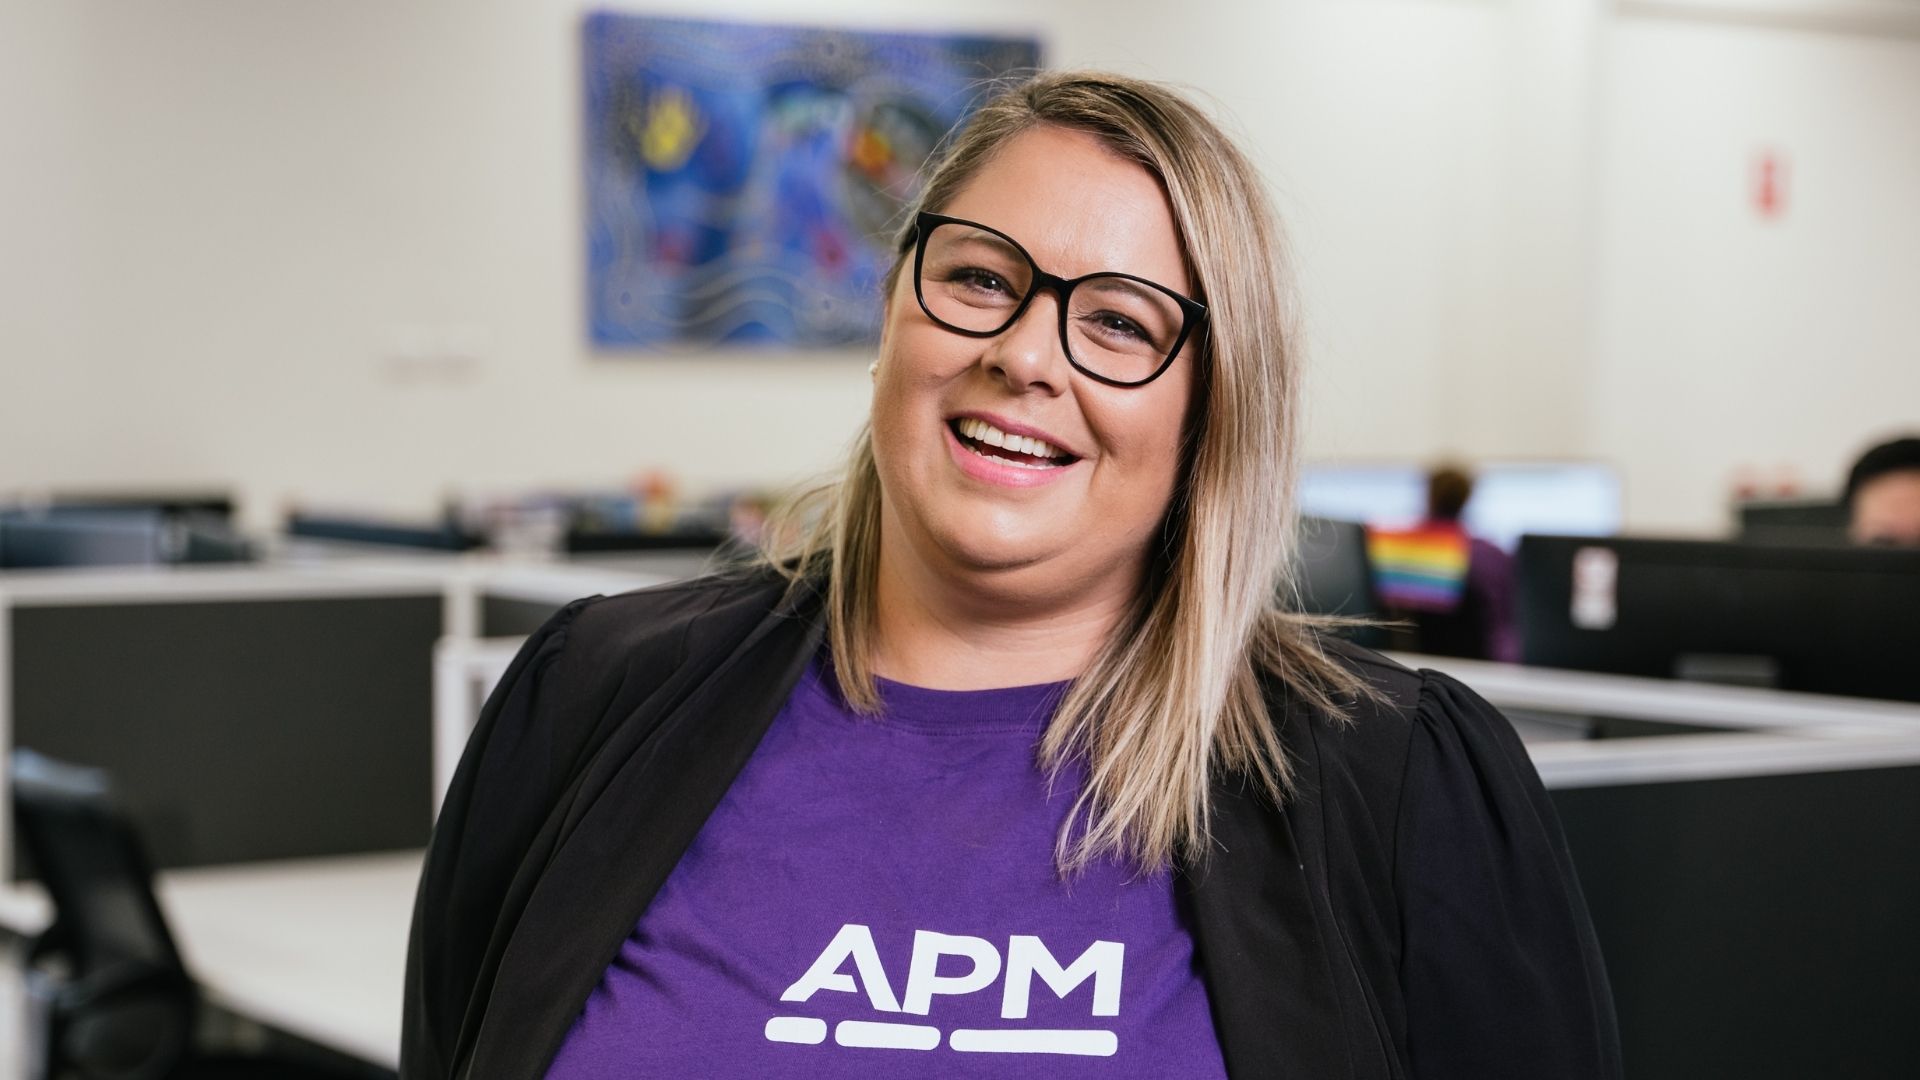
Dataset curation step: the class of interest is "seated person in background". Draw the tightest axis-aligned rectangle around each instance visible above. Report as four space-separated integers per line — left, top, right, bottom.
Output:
1368 465 1519 662
1846 436 1920 547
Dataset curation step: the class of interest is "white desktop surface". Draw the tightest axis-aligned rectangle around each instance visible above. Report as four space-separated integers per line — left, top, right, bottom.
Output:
0 850 420 1070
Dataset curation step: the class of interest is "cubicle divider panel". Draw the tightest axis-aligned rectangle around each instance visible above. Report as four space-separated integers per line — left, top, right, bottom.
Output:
480 595 568 639
8 594 440 876
1550 765 1920 1080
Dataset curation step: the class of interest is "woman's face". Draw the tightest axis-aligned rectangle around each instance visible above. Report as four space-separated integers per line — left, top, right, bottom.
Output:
870 125 1198 605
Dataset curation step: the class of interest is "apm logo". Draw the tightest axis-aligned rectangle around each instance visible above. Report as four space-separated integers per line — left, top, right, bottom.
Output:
764 923 1124 1056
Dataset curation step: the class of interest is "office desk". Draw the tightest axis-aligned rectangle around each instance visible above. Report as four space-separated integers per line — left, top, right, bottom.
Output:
0 850 419 1070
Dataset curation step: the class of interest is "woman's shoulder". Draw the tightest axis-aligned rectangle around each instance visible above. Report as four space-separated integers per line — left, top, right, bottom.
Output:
1308 635 1511 743
557 564 806 665
1279 635 1532 805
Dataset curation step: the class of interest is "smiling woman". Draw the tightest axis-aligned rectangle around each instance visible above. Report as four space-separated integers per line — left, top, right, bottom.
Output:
404 72 1623 1080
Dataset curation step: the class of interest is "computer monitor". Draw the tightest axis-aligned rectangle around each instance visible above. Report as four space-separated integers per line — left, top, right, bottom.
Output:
1516 535 1920 702
44 491 235 520
285 512 480 551
0 511 170 568
1287 517 1389 648
1296 464 1426 531
1298 460 1621 551
0 509 251 569
1464 462 1622 551
1736 498 1849 547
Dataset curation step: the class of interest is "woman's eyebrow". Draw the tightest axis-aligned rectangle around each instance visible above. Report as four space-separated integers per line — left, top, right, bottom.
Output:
1077 275 1165 301
943 230 1023 254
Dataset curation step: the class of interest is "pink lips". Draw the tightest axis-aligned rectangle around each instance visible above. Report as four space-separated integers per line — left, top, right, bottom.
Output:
943 419 1079 489
949 411 1080 458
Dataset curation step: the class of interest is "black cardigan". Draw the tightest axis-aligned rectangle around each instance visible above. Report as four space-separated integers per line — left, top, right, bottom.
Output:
402 571 1620 1079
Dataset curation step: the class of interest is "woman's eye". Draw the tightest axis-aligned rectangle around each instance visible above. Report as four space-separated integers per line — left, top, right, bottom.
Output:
950 267 1013 295
1086 311 1150 344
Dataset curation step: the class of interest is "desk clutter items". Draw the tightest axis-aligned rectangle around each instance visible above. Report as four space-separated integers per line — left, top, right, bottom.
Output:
285 471 771 557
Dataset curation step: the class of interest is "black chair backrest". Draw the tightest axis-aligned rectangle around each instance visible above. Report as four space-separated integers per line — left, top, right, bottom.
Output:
11 748 186 978
1293 516 1378 620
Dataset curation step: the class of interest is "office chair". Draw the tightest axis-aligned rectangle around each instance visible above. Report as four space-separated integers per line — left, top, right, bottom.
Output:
1290 516 1388 648
9 749 376 1080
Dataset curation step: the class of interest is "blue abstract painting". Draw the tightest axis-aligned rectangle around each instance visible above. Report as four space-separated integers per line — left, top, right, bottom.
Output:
583 13 1042 349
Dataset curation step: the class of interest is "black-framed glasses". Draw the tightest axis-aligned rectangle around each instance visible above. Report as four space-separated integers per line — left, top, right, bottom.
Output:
910 211 1206 388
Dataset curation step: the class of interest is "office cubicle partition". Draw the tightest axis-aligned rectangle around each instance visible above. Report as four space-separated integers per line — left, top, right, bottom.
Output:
1422 655 1920 1080
1552 761 1920 1079
1 566 451 877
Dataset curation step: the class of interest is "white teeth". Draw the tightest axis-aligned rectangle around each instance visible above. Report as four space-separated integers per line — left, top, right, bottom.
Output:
953 417 1066 460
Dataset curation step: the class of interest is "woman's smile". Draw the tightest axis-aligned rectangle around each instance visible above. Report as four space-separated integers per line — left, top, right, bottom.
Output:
942 412 1083 489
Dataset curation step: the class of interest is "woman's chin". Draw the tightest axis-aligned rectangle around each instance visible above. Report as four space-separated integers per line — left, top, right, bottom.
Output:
926 529 1061 576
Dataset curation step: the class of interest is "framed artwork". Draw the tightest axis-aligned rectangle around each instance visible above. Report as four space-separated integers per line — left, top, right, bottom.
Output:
583 13 1043 349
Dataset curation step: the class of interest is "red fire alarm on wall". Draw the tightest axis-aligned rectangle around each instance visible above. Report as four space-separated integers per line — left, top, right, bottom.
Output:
1753 149 1789 221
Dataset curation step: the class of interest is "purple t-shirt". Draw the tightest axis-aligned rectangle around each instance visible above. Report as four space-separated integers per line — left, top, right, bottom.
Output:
544 659 1228 1079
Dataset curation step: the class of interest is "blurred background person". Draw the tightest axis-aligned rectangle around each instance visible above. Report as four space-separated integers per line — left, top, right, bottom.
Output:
1369 464 1519 662
1845 436 1920 547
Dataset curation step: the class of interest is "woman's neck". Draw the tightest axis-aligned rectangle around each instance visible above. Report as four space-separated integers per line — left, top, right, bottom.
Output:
867 532 1145 691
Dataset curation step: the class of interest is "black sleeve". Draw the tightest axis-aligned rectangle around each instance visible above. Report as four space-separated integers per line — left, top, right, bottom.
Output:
1395 670 1623 1079
400 598 594 1080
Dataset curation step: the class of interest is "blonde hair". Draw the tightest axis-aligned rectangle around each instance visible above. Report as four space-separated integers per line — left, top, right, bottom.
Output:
761 70 1370 872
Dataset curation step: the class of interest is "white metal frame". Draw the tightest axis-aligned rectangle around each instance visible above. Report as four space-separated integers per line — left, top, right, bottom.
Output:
1394 653 1920 788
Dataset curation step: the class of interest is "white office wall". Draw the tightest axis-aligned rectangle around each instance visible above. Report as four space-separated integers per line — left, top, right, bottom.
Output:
0 4 96 477
4 0 965 531
0 0 1532 531
4 1 1911 536
1066 1 1540 462
1589 13 1920 533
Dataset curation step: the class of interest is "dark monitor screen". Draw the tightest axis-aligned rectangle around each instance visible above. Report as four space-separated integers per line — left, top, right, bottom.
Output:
0 510 252 568
286 513 480 551
1735 499 1849 547
1289 517 1388 648
1517 535 1920 702
45 491 235 520
0 511 168 568
1292 516 1375 620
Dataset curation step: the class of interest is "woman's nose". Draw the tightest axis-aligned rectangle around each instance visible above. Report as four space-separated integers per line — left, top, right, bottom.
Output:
982 290 1069 396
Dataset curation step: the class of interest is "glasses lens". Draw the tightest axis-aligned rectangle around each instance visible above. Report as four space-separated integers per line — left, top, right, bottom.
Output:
918 222 1034 334
1066 275 1184 385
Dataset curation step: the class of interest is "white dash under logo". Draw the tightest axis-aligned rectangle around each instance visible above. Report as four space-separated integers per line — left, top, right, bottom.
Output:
765 924 1122 1056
